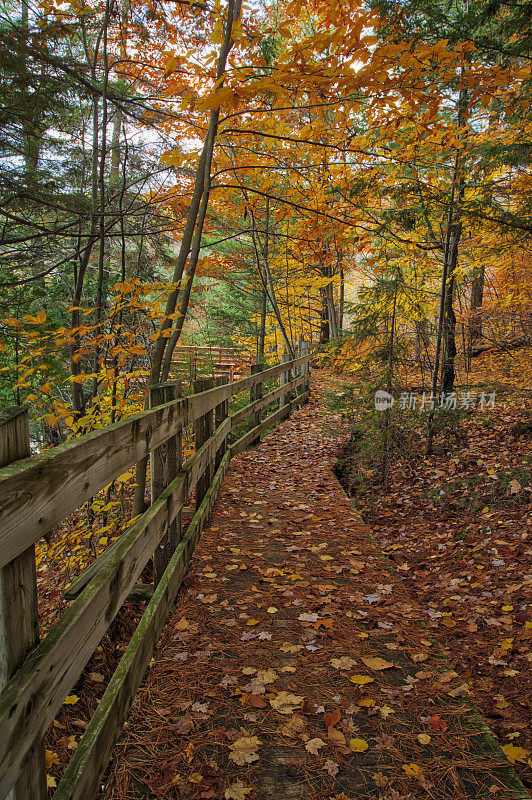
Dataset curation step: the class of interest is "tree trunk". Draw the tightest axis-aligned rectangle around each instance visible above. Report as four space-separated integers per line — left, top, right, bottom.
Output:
319 287 330 344
469 264 485 349
132 0 242 516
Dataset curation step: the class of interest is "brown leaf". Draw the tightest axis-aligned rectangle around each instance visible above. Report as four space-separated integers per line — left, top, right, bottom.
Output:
324 709 341 728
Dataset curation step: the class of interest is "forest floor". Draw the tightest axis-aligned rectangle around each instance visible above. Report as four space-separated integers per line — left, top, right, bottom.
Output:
85 372 530 800
329 356 532 796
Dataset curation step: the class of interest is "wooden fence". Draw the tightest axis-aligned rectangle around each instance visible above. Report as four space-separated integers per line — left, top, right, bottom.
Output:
0 347 312 800
171 345 252 382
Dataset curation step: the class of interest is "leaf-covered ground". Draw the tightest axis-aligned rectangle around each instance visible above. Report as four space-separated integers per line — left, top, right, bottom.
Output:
97 376 529 800
348 376 532 794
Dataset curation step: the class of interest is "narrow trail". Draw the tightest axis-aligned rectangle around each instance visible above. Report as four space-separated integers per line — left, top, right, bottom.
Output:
102 380 528 800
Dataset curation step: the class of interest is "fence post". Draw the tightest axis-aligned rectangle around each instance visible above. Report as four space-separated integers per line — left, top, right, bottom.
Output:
149 382 182 586
215 375 229 470
194 377 215 510
0 408 46 800
296 339 310 406
302 340 311 395
280 351 291 416
249 363 264 446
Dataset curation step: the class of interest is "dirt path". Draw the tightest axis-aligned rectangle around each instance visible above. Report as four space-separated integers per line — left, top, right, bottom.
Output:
101 383 528 800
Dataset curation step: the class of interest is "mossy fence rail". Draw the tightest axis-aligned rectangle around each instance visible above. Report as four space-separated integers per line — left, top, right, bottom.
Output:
0 348 312 800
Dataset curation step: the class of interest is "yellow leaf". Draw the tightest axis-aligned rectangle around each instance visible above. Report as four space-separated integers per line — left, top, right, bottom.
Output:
502 744 529 764
164 56 180 77
189 773 203 783
45 749 59 767
36 309 46 323
350 675 374 685
47 775 57 789
349 738 369 752
417 733 431 745
402 763 425 781
357 697 375 707
63 695 79 705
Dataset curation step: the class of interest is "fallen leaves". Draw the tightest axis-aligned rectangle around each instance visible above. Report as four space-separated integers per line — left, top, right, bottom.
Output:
402 762 426 781
270 691 304 714
360 656 395 671
225 781 252 800
305 737 326 755
349 674 374 685
63 695 79 705
331 656 357 670
323 709 342 728
324 759 339 777
228 737 261 765
501 744 530 764
349 738 369 752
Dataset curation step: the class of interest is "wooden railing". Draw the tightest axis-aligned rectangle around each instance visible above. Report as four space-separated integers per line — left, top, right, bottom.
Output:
171 344 252 382
0 347 312 800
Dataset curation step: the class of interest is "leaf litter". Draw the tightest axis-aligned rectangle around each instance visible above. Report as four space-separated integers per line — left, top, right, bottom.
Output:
98 372 530 799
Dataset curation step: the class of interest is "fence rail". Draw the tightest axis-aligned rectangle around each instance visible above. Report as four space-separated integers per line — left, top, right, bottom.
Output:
0 347 312 800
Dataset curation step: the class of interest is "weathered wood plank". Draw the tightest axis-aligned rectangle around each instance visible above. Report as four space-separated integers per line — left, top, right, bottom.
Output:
195 378 215 511
150 382 182 585
63 420 229 602
0 409 46 800
215 376 229 471
0 401 186 570
0 354 312 570
249 364 264 447
0 418 231 798
51 452 231 800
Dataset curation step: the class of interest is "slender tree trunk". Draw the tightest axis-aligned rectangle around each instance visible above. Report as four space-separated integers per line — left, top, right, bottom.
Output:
381 278 398 487
426 84 467 453
339 267 345 331
258 286 267 359
426 155 459 455
132 0 242 515
469 265 485 367
441 231 460 393
319 287 330 344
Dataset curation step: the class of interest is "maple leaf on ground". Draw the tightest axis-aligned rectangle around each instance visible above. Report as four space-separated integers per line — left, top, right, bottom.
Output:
170 715 193 734
324 759 339 777
330 656 357 670
256 668 277 684
229 737 261 765
225 781 252 799
501 744 530 764
374 772 389 788
305 738 326 755
270 691 304 714
279 714 306 738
